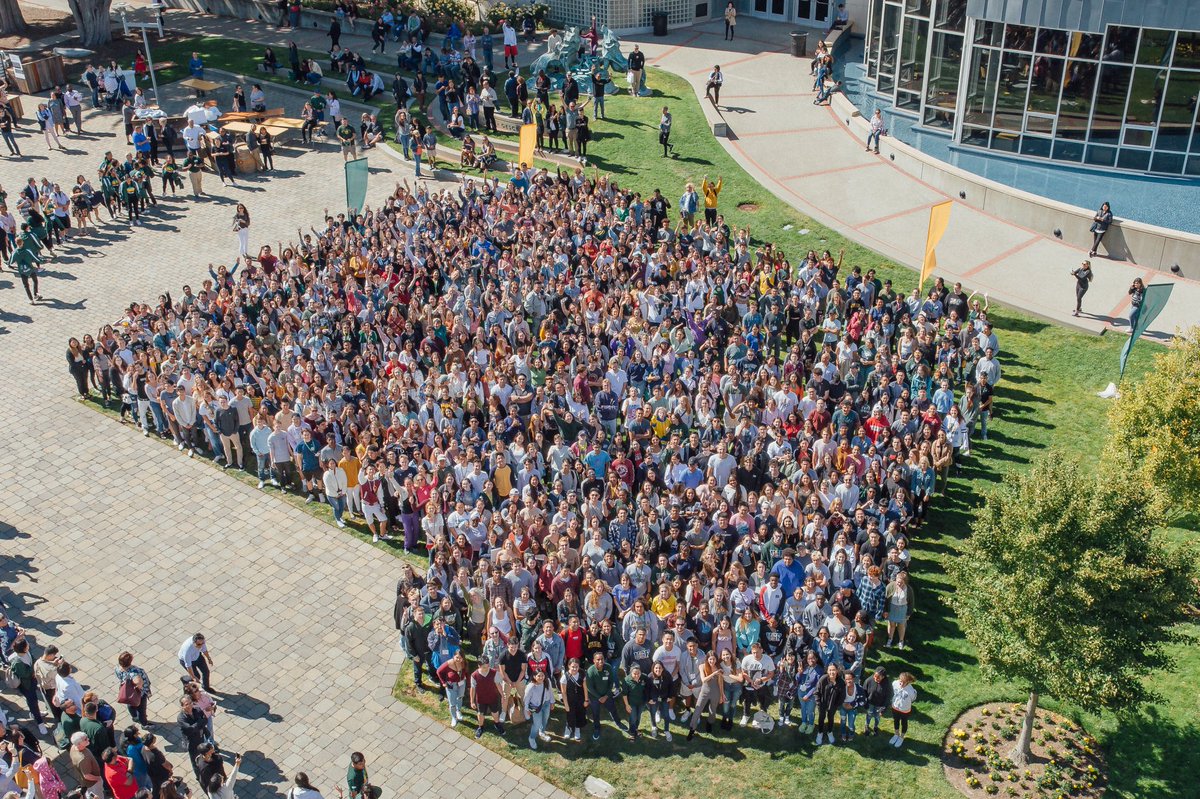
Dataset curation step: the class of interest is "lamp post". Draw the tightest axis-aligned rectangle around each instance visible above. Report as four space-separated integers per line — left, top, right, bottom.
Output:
115 2 165 106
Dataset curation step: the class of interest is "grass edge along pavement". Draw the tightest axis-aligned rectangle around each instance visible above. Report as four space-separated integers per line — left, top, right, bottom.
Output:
75 35 1197 799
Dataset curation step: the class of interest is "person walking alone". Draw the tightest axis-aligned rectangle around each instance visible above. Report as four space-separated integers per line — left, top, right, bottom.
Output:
659 106 672 157
178 633 214 692
232 203 250 260
724 2 737 39
705 65 723 107
1070 259 1092 317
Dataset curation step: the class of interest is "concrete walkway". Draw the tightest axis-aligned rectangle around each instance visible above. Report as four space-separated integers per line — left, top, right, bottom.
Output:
624 16 1198 342
0 79 567 799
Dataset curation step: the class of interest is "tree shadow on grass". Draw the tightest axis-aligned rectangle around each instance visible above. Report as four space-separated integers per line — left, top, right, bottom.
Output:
1089 704 1199 799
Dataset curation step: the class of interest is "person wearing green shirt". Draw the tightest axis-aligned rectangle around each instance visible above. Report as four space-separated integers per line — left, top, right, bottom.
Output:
586 651 624 740
346 752 379 799
11 233 43 304
182 153 205 197
119 176 140 222
337 119 357 161
621 662 647 741
99 169 119 218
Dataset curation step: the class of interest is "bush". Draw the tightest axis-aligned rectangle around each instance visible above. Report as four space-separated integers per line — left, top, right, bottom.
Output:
485 1 549 27
421 0 476 26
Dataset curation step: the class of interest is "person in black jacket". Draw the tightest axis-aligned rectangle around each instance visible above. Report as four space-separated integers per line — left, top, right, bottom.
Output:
177 696 209 781
646 660 674 741
402 605 434 690
813 663 845 746
861 665 893 736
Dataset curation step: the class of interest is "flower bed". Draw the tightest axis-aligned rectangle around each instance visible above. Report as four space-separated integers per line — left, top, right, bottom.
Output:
942 703 1107 799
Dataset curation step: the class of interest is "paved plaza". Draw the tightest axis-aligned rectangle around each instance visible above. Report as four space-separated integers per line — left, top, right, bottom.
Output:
0 100 569 799
0 6 1194 799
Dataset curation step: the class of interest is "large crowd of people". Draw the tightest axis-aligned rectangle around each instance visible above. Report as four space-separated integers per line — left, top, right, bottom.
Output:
64 130 1004 752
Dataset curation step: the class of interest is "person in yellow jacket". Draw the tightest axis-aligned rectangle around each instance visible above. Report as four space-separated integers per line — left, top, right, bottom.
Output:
701 175 722 225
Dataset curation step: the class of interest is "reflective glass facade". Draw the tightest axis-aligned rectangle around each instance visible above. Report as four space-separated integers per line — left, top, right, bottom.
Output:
861 1 1200 175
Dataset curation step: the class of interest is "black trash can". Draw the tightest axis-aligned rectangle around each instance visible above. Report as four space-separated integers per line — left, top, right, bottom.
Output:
652 10 669 36
790 31 808 57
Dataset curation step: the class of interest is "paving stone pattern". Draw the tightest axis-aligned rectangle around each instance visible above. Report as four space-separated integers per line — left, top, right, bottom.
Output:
0 100 571 799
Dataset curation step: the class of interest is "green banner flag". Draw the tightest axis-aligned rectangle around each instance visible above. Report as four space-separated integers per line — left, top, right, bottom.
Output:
1119 283 1173 378
344 157 369 215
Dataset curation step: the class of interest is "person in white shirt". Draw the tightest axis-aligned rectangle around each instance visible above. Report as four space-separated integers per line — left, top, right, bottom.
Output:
890 671 917 747
739 642 775 726
501 21 518 69
53 661 86 715
323 458 349 528
207 753 242 799
285 773 328 799
178 632 214 691
181 119 202 153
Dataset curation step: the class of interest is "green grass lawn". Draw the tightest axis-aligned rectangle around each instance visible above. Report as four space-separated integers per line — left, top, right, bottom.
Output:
89 35 1198 799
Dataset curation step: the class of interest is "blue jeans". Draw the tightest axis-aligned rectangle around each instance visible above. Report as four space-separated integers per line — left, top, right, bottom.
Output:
627 702 645 735
840 708 858 735
328 494 346 523
529 701 552 743
866 130 881 150
255 453 271 481
414 152 423 176
865 705 884 730
594 95 605 119
399 132 411 155
445 681 464 722
799 698 816 726
722 684 742 720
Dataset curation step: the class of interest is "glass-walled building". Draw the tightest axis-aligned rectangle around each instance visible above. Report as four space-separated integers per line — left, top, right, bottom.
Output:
861 0 1200 176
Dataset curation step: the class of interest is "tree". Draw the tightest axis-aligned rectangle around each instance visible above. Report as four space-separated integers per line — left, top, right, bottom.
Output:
949 456 1196 767
0 0 26 36
67 0 113 48
1105 326 1200 517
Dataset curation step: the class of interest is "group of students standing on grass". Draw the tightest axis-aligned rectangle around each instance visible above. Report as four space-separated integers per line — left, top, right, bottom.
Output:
68 144 1007 755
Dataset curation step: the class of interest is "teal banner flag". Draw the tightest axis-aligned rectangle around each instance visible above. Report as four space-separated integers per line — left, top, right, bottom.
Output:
344 157 369 214
1119 283 1173 378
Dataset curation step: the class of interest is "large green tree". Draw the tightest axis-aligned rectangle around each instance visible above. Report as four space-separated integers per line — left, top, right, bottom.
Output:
949 456 1196 766
1105 326 1200 517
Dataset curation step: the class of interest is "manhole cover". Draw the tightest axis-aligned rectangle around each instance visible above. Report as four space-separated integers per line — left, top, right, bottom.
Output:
737 202 759 212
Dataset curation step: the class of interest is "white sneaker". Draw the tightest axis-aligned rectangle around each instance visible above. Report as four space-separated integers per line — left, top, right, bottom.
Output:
664 731 672 742
573 729 581 742
178 442 185 451
893 736 903 748
897 641 906 650
305 495 314 504
888 734 899 745
679 710 691 724
668 708 676 721
740 714 749 726
648 727 657 738
336 520 346 528
37 724 48 735
450 717 458 728
270 478 280 487
815 733 824 745
528 737 537 750
538 732 551 742
188 449 194 458
372 533 379 543
258 480 265 489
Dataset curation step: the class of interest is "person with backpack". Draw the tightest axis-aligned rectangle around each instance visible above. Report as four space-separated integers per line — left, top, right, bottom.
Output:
113 652 151 726
6 639 46 734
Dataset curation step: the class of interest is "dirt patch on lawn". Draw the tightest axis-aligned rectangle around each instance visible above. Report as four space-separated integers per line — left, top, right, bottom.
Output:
942 702 1107 799
736 201 759 212
0 7 78 50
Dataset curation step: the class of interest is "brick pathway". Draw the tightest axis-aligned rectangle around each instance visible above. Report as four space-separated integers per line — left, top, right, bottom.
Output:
0 98 570 799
